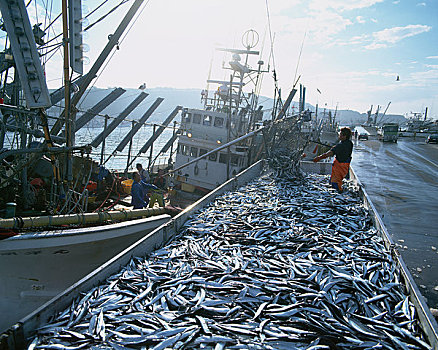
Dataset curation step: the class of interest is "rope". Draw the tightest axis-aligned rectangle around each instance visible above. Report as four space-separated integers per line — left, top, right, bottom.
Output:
66 161 93 214
93 174 117 212
104 173 122 210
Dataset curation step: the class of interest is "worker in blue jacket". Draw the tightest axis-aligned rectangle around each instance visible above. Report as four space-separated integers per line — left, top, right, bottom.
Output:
131 172 158 209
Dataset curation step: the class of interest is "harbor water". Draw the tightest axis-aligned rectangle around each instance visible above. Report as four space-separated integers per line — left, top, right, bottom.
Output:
5 124 174 172
351 136 438 310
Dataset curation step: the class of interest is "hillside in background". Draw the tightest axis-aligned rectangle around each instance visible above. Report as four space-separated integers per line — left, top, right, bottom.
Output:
48 87 406 128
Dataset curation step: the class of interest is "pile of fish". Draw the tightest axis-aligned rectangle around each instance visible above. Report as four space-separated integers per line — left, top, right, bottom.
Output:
268 148 304 179
29 174 432 349
268 123 307 179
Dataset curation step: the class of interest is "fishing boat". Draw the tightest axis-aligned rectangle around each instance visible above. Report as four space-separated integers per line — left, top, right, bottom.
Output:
1 18 437 346
170 30 268 206
169 30 329 207
399 109 438 137
0 0 180 332
0 210 170 332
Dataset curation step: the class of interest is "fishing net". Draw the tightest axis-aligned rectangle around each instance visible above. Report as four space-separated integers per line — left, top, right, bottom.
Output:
265 118 310 179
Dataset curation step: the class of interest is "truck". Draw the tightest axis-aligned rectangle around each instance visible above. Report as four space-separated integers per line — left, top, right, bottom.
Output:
379 123 399 142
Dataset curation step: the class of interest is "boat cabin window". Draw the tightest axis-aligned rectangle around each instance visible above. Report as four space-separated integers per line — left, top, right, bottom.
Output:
203 115 212 126
230 154 239 166
219 153 228 164
190 147 198 157
183 113 191 124
193 113 202 124
208 152 217 161
199 148 208 157
214 117 224 128
179 144 189 156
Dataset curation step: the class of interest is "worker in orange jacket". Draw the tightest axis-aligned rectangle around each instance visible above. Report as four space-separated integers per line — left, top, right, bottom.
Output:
313 127 353 193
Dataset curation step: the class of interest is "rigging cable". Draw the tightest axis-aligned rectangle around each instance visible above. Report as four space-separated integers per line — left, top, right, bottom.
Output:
292 26 307 93
41 0 54 65
84 0 129 32
264 0 280 118
264 0 276 76
78 0 152 109
85 0 111 20
38 0 127 62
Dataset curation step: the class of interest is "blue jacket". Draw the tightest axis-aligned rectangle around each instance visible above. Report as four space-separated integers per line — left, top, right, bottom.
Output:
131 180 158 209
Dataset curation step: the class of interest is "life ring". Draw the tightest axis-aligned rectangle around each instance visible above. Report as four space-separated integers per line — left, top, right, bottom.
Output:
194 164 199 175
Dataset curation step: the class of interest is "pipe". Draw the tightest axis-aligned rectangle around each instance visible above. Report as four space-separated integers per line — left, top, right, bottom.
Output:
0 145 91 162
0 207 167 230
167 115 300 177
167 124 269 176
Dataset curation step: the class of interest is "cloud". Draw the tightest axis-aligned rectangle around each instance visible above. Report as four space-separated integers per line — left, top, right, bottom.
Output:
356 16 366 23
364 43 387 49
371 18 378 23
309 11 353 42
309 0 384 11
393 0 400 3
272 10 353 46
411 69 438 83
336 23 431 50
426 56 438 59
416 2 426 6
366 24 431 49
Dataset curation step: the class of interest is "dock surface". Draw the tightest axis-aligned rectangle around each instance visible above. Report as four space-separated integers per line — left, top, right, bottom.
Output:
352 136 438 309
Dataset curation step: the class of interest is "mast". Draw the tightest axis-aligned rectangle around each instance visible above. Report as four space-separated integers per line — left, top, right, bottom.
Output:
62 0 73 182
227 74 232 180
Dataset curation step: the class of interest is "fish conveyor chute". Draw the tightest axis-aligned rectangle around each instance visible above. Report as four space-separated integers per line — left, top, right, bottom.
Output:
150 127 181 168
74 88 127 133
127 106 182 169
104 98 165 165
49 0 146 137
90 92 148 148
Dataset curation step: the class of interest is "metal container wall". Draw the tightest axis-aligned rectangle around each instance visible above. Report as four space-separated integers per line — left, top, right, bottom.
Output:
1 159 437 349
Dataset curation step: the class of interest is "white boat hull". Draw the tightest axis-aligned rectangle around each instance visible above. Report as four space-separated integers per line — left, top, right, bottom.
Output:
0 214 170 332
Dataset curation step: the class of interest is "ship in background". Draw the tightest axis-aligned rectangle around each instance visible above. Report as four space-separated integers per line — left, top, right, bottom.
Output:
170 30 336 207
399 108 438 136
171 30 268 204
361 104 437 138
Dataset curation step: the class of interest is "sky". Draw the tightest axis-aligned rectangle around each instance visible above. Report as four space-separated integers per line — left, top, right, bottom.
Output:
4 0 438 119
